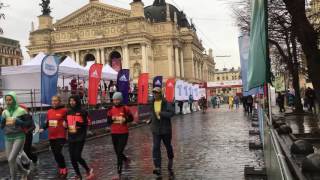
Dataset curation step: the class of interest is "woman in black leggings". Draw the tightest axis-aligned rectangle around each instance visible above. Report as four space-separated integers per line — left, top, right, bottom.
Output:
67 96 94 180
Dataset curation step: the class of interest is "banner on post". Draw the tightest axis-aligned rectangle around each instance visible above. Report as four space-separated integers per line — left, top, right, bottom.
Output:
175 80 184 101
138 73 149 104
165 78 175 103
88 63 103 106
41 55 60 105
153 76 163 88
117 69 130 104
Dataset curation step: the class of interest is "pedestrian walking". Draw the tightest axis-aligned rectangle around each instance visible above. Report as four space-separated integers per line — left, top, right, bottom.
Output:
199 96 207 113
246 95 253 115
107 92 134 180
39 96 68 178
241 96 248 112
0 92 33 180
228 96 234 109
216 96 220 108
305 87 316 113
211 96 216 108
276 92 285 113
147 87 175 177
19 104 38 169
189 94 194 113
66 95 94 180
234 96 240 109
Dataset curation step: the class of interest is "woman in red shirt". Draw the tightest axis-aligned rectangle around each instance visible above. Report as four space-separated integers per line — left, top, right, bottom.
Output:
40 96 68 178
107 92 134 180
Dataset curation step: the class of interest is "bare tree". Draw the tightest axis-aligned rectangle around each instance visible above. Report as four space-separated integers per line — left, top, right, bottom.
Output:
233 0 304 112
282 0 320 108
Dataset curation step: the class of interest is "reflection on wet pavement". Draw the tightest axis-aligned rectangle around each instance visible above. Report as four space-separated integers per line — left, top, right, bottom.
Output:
0 105 261 180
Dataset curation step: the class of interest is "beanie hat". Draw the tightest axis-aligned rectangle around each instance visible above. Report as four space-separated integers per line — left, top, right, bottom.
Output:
112 92 123 100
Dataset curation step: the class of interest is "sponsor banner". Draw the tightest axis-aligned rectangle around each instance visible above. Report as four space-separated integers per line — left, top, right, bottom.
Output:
41 55 60 105
138 73 149 104
175 80 184 101
165 78 175 103
117 69 130 104
207 80 243 88
88 63 103 105
138 104 152 121
153 76 163 88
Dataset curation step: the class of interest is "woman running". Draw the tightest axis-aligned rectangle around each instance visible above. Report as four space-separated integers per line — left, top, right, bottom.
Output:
0 92 32 180
40 96 68 178
66 95 94 180
107 92 134 180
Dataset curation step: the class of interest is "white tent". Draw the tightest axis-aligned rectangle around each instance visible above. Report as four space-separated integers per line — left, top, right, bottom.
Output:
59 56 87 78
24 52 46 66
102 64 118 80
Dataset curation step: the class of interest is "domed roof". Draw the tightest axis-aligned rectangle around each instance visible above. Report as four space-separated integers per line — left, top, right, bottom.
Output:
144 0 191 28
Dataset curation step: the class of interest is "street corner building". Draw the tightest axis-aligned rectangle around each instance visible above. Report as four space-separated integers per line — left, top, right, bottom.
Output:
0 37 23 67
27 0 215 83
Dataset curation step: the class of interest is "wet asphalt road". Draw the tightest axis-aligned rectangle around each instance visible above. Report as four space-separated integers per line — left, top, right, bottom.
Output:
0 105 261 180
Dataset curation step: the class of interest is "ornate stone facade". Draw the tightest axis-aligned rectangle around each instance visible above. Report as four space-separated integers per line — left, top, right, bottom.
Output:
27 0 215 83
0 37 23 67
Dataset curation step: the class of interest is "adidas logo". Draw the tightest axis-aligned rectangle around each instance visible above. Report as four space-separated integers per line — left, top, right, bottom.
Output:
119 75 128 82
155 80 161 86
91 70 99 78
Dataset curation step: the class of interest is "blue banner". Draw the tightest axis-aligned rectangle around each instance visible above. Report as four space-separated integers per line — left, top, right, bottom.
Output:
153 76 163 88
41 55 60 105
117 69 130 104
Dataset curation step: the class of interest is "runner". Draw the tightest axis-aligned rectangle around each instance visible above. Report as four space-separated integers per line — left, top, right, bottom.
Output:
148 87 175 177
40 96 68 178
107 92 134 180
0 92 33 180
66 95 94 180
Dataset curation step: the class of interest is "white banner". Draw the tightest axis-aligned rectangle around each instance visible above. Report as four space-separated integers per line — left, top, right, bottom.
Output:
175 80 184 101
199 88 206 98
182 81 189 100
207 80 242 88
192 84 200 101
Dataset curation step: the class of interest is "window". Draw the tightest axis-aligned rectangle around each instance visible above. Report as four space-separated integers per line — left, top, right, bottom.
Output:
5 58 8 65
226 76 228 80
217 77 220 81
222 77 225 80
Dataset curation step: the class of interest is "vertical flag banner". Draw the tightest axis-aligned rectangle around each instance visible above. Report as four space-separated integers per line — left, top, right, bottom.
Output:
117 69 130 104
153 76 163 88
88 63 103 105
41 55 60 105
183 82 189 100
175 80 184 101
165 78 175 103
192 84 200 101
248 0 267 89
138 73 149 104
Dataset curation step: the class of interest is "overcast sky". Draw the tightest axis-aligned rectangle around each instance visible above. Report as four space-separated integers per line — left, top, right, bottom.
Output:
1 0 241 69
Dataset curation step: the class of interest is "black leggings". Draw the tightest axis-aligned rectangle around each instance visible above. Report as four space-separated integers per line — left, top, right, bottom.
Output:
50 139 66 169
112 134 128 174
69 141 90 177
24 132 38 163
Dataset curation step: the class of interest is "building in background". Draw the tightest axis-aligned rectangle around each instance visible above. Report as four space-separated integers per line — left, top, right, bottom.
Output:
207 67 242 96
0 37 23 67
27 0 215 83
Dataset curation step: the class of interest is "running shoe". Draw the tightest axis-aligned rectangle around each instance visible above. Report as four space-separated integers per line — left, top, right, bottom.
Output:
86 168 94 180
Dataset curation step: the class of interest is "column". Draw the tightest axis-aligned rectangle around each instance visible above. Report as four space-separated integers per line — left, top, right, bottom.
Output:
180 49 184 78
100 48 106 65
194 61 198 79
174 47 180 77
122 44 129 69
75 50 80 65
96 48 101 64
167 44 174 76
141 43 147 73
71 51 75 61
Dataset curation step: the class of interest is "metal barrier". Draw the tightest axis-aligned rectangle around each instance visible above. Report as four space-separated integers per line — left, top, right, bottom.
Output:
260 107 295 180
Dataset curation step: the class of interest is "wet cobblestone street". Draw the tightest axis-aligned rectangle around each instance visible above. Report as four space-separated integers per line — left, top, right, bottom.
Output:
0 105 261 180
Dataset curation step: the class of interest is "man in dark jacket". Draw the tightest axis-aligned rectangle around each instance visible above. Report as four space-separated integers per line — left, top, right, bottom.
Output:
148 87 175 177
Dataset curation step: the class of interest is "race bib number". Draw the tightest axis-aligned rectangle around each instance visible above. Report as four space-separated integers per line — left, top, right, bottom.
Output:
49 120 58 127
5 117 15 126
68 125 77 133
